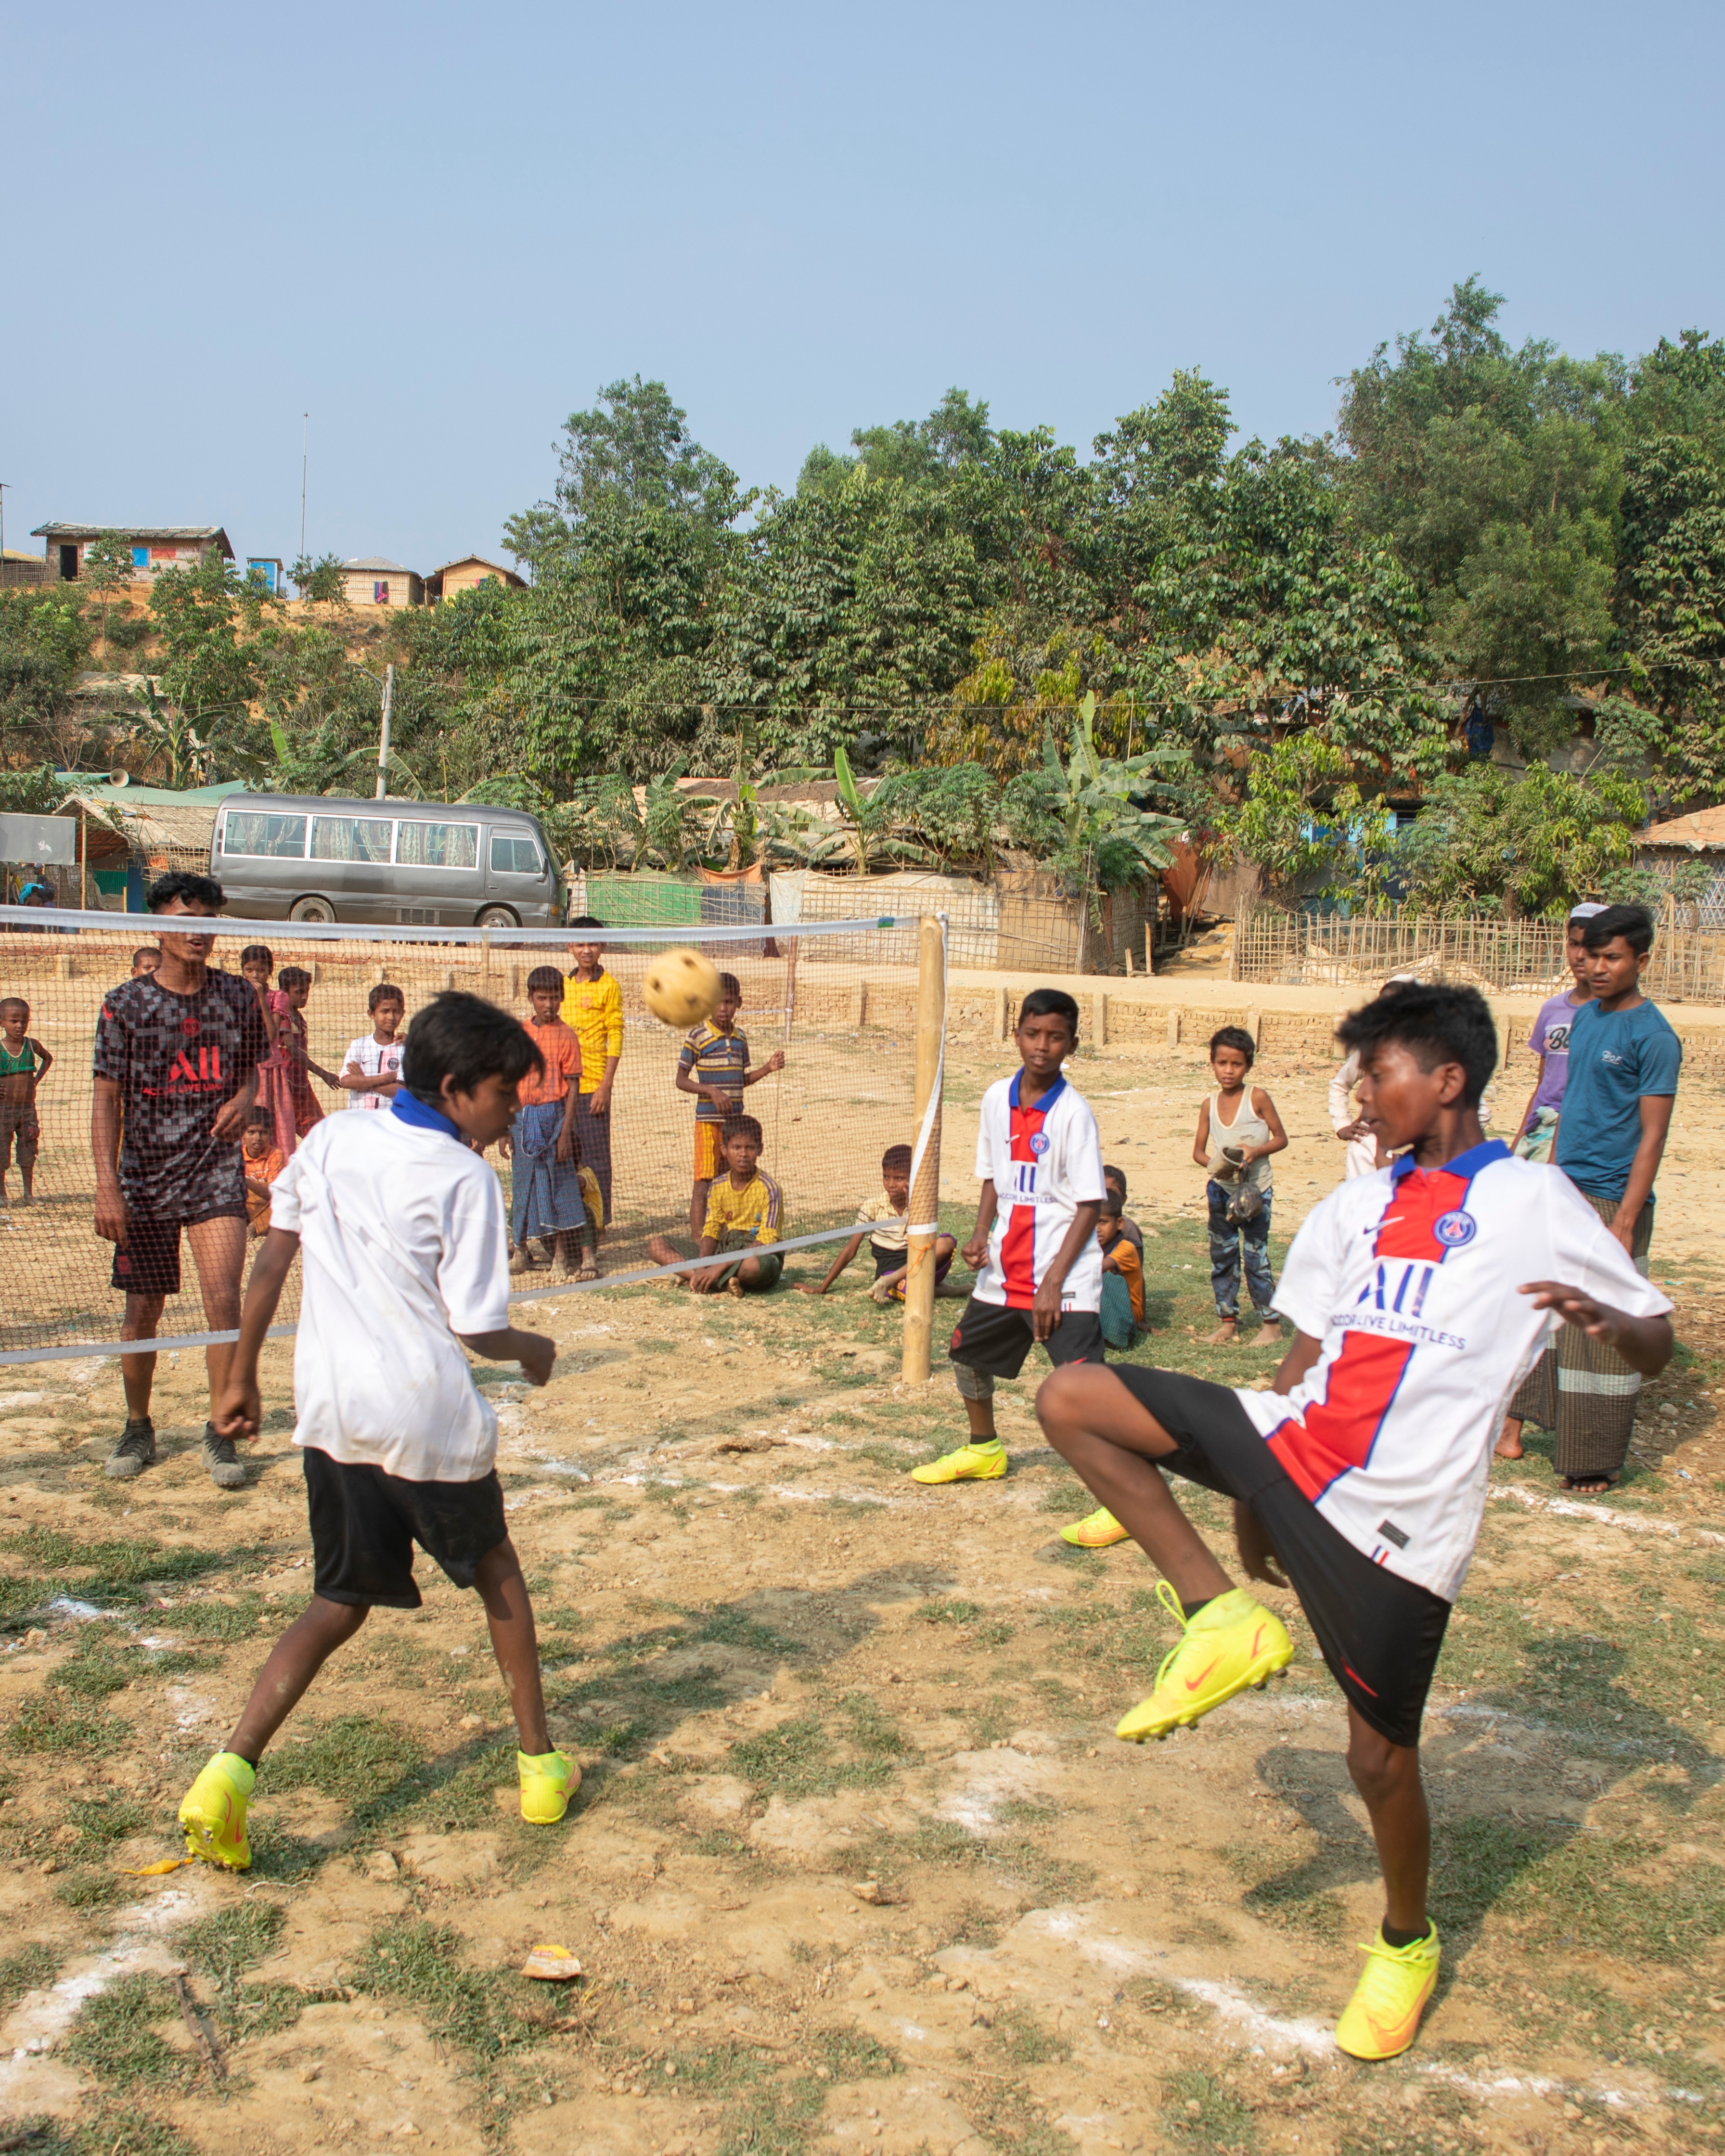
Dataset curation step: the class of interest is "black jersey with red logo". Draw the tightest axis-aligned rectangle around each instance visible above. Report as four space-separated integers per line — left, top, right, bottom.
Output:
93 969 268 1218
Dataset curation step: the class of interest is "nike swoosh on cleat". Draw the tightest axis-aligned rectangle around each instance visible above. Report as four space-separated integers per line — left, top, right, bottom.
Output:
1183 1658 1220 1691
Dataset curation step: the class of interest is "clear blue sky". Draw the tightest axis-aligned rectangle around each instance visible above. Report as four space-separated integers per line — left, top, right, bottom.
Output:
5 0 1722 575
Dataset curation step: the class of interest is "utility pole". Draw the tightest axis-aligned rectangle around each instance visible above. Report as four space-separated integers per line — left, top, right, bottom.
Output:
375 663 394 799
298 414 308 576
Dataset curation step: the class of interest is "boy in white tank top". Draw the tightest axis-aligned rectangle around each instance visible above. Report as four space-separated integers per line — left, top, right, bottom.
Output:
1193 1024 1287 1346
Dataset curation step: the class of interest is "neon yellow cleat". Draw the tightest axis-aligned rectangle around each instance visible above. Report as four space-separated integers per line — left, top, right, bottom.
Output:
1335 1923 1441 2060
518 1748 581 1824
1060 1506 1131 1549
910 1441 1007 1484
1115 1581 1292 1742
178 1751 255 1871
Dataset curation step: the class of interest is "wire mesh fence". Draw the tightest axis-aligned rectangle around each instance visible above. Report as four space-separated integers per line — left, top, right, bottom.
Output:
0 910 937 1360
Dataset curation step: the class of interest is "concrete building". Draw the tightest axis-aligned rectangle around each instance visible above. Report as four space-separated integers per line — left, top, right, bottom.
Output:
342 557 423 607
425 554 527 603
30 524 233 583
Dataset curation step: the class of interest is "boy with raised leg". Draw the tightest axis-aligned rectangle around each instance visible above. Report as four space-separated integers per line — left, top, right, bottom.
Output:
177 992 579 1869
1035 983 1672 2059
913 988 1106 1487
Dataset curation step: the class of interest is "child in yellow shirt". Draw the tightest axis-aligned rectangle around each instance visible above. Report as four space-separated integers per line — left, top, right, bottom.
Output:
647 1116 784 1296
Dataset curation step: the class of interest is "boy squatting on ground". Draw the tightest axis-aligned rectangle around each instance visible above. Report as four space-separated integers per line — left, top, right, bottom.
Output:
1195 1024 1287 1347
912 988 1107 1488
241 1109 285 1238
647 1114 785 1294
798 1142 958 1304
676 972 785 1244
1033 981 1673 2061
1496 901 1681 1493
0 996 52 1206
176 991 578 1870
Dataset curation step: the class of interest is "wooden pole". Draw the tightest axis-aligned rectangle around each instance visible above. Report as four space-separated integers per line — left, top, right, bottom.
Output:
901 912 946 1386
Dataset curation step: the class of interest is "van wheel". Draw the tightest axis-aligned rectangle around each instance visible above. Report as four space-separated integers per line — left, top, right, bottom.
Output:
476 905 518 928
290 896 336 923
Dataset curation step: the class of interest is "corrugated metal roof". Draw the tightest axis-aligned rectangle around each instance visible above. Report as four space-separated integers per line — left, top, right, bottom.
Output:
429 554 524 581
344 557 416 574
31 523 230 543
1640 806 1725 850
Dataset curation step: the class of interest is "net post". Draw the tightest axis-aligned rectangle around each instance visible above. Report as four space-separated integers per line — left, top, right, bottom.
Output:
901 912 946 1385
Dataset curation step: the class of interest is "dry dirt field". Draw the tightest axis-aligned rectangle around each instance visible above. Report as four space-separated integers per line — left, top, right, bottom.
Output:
2 1035 1725 2156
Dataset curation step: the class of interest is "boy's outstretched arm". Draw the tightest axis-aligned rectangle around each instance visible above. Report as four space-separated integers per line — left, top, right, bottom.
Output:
1518 1283 1673 1376
799 1231 866 1294
213 1226 300 1441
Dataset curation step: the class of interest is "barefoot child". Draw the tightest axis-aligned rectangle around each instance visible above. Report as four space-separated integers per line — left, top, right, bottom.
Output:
912 988 1107 1488
647 1115 784 1294
0 997 51 1206
798 1142 957 1303
1034 982 1673 2060
675 973 784 1244
1194 1026 1287 1345
176 991 579 1868
561 916 622 1230
506 967 593 1283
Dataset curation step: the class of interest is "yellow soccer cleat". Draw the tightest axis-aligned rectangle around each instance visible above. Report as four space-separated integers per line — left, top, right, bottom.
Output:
910 1441 1007 1485
1060 1506 1131 1549
178 1751 255 1872
518 1748 581 1825
1115 1581 1293 1743
1335 1923 1441 2060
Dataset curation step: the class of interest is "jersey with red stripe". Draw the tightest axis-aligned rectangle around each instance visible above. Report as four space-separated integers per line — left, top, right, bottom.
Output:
973 1071 1107 1312
1235 1141 1671 1600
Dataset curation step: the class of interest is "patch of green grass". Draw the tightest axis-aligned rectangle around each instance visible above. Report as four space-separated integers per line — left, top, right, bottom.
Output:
918 1598 982 1625
713 2075 826 2156
6 1694 126 1754
1499 1828 1725 1964
538 1605 586 1631
177 1901 285 1985
810 2027 900 2079
28 2100 199 2156
695 1607 808 1656
75 1794 148 1848
1161 2068 1258 2153
64 1973 188 2091
54 1866 125 1911
1 1527 231 1603
0 1940 61 2015
171 1592 269 1641
989 2004 1070 2067
354 1916 554 2060
48 1627 139 1699
265 1713 427 1806
1429 1814 1571 1940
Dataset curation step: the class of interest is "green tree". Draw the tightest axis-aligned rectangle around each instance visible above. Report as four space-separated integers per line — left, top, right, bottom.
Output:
1394 762 1646 917
81 532 136 664
290 553 347 608
1211 736 1394 907
148 553 276 729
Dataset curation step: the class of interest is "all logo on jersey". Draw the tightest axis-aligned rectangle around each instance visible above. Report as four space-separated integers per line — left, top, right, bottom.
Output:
1357 1261 1436 1316
1433 1210 1476 1248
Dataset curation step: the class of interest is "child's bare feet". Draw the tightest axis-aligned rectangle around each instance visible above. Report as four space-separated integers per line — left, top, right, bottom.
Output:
1204 1320 1239 1346
1493 1417 1524 1461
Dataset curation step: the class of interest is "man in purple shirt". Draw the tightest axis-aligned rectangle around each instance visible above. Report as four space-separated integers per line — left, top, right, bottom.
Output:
1511 902 1605 1163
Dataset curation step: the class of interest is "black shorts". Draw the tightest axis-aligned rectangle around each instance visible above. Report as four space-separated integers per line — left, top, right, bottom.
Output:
302 1446 510 1610
1110 1366 1451 1748
949 1296 1106 1379
111 1206 247 1297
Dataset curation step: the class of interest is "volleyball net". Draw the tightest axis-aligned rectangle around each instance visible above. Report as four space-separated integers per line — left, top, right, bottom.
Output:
0 907 948 1364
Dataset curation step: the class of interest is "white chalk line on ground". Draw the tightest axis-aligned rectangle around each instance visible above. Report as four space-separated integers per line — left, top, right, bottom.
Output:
1488 1479 1725 1546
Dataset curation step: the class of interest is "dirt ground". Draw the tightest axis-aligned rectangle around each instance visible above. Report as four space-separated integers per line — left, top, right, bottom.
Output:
3 1038 1725 2156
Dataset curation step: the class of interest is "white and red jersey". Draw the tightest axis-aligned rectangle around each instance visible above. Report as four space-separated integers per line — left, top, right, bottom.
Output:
973 1070 1107 1312
1239 1140 1671 1601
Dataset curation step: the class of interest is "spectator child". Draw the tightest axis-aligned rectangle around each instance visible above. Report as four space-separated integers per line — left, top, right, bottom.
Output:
130 948 162 978
175 990 574 1872
341 985 407 1111
675 972 784 1243
560 917 622 1228
798 1142 958 1303
1098 1192 1145 1347
1512 903 1605 1161
913 988 1107 1488
0 997 52 1207
242 946 298 1158
241 1110 286 1238
648 1114 784 1294
506 966 592 1282
1195 1026 1287 1346
1104 1164 1145 1255
276 966 335 1135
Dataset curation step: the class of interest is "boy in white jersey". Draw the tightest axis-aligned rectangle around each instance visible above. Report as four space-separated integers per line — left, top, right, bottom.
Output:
1035 982 1672 2061
912 988 1107 1486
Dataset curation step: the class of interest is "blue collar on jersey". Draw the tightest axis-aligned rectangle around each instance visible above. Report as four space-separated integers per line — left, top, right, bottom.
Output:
1390 1137 1511 1183
1009 1069 1067 1114
391 1090 463 1143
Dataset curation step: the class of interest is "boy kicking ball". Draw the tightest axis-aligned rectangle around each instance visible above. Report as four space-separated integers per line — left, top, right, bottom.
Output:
1034 982 1672 2059
177 992 579 1870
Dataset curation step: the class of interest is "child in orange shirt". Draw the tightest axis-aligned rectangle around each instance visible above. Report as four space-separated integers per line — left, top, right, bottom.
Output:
240 1110 286 1239
506 966 593 1282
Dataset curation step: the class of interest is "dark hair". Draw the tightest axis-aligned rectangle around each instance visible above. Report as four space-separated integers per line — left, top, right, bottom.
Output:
1017 987 1080 1036
721 1114 764 1148
882 1143 914 1174
527 965 564 995
1581 902 1655 957
567 915 606 930
368 981 404 1014
1104 1163 1126 1195
717 971 742 1001
239 944 273 971
245 1106 273 1129
130 947 161 967
279 965 311 993
1335 981 1498 1108
1101 1189 1123 1216
1209 1025 1256 1065
400 991 543 1107
0 996 27 1018
147 871 224 913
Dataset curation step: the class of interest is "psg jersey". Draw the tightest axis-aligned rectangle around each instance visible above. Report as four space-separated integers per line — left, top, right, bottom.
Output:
972 1070 1107 1312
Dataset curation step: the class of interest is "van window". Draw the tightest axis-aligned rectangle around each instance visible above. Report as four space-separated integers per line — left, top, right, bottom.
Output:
223 811 308 859
396 820 478 870
489 833 543 875
310 815 394 863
